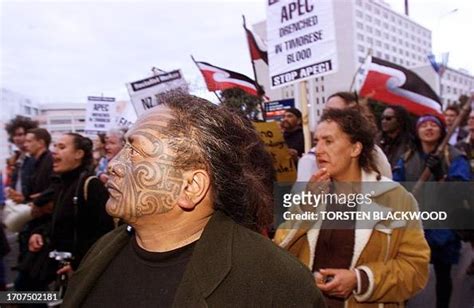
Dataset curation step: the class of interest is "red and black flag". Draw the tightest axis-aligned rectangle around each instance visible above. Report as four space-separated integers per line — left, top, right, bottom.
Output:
194 60 263 97
243 21 268 65
360 56 442 117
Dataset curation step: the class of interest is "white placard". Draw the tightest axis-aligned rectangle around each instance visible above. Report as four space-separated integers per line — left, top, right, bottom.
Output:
85 96 116 134
115 100 137 129
126 70 188 116
267 0 338 88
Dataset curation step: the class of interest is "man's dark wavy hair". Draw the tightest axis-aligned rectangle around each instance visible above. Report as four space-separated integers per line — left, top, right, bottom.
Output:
320 108 380 179
160 91 274 232
5 116 39 143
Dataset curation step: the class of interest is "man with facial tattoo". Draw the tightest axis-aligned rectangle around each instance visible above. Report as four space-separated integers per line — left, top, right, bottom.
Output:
63 92 326 308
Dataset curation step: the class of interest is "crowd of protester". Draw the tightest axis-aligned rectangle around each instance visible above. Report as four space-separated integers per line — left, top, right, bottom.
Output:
0 90 472 307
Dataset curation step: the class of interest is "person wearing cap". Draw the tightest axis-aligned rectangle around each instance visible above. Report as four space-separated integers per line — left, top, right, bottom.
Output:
393 114 471 308
281 108 305 165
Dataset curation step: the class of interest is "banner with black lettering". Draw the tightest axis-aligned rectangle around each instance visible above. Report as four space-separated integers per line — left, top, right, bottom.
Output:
267 0 338 88
85 96 116 134
126 70 188 116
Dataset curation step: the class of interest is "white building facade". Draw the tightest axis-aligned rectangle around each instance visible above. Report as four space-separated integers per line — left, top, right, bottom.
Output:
35 104 86 142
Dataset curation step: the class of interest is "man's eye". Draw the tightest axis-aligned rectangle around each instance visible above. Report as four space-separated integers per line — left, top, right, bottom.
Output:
128 145 138 156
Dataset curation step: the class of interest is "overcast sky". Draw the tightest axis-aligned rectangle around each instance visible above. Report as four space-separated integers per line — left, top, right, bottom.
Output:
1 0 472 104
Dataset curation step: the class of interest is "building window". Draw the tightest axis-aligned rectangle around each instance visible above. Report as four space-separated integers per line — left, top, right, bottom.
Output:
366 37 373 44
316 97 320 104
358 45 365 52
375 18 380 25
356 22 363 29
365 15 372 22
357 33 364 41
50 119 72 125
366 25 373 33
385 53 390 60
356 10 363 18
376 51 382 57
375 29 381 37
358 56 365 63
375 40 381 46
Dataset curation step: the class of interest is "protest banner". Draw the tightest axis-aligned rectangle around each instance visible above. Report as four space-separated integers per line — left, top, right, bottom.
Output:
254 121 296 182
264 98 295 121
267 0 338 88
126 70 188 116
85 96 116 134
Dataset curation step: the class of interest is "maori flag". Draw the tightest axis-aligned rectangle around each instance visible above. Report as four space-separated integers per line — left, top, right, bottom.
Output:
360 56 442 117
243 19 268 64
194 60 261 97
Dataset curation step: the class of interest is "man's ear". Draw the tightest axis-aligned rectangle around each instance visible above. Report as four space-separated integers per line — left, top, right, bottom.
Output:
177 169 211 211
351 142 363 158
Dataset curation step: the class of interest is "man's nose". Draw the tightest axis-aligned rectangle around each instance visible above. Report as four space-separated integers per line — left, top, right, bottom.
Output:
108 155 126 178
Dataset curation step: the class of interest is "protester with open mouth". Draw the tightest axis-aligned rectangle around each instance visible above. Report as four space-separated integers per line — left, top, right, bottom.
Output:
25 133 114 290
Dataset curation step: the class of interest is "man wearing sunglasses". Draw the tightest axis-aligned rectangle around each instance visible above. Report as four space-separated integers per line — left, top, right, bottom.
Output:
377 106 415 168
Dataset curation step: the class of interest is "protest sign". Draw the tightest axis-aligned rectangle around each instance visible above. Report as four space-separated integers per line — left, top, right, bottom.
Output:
267 0 338 88
85 96 116 134
254 121 297 182
126 70 188 116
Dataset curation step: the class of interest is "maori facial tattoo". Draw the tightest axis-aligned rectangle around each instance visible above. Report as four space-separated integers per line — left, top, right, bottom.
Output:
106 110 184 223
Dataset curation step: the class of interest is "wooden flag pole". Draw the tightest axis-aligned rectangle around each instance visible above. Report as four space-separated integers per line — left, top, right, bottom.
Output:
299 80 311 153
213 92 223 104
412 94 473 196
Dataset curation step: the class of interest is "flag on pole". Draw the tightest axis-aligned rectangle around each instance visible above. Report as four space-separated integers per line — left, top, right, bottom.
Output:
244 22 268 64
427 53 448 77
195 61 262 96
427 53 441 74
359 56 442 117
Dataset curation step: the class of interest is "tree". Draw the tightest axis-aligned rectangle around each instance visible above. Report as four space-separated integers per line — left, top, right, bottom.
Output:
220 88 263 121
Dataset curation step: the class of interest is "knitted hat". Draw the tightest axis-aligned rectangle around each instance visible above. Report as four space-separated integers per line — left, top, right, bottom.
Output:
416 115 443 131
285 108 302 119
